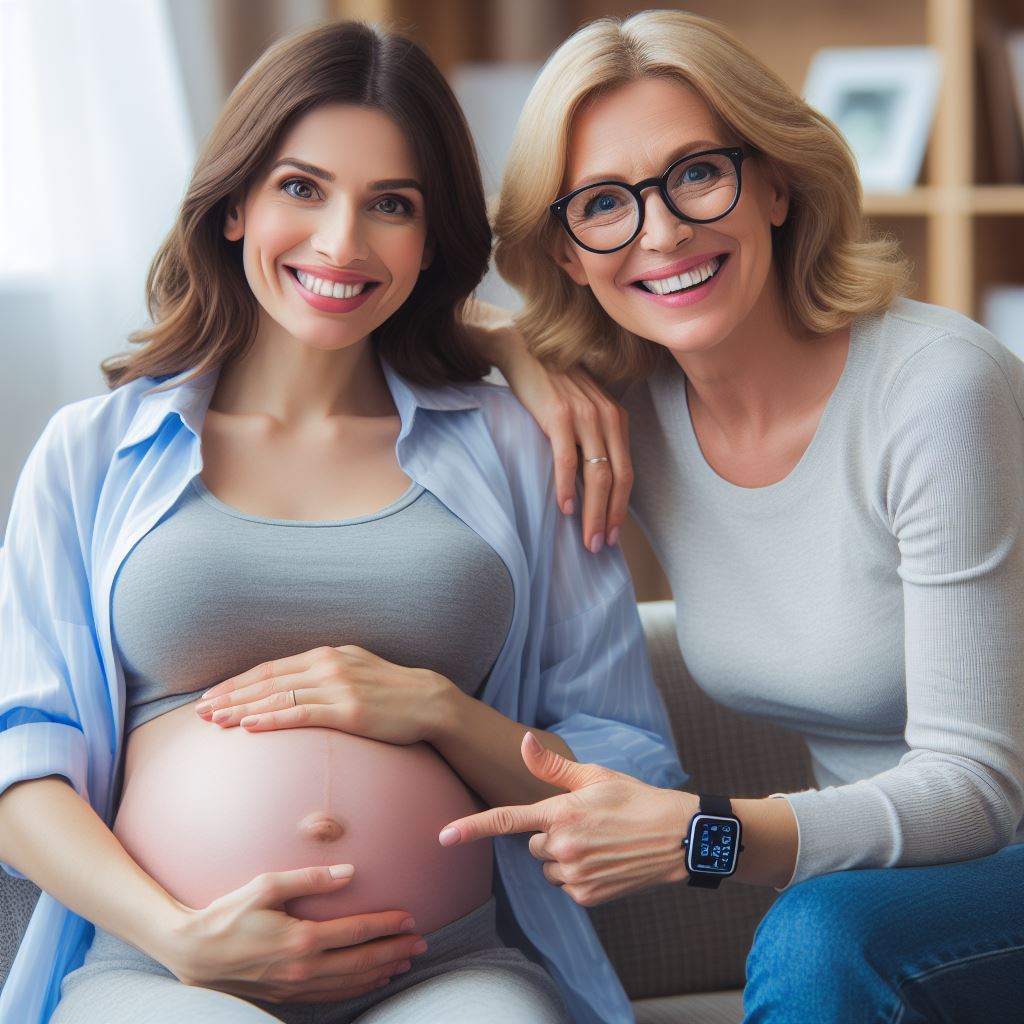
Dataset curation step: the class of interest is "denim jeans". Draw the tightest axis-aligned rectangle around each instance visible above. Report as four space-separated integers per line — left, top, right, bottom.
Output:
744 844 1024 1023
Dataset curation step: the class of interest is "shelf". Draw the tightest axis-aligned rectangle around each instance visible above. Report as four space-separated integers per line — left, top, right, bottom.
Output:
969 187 1024 215
864 185 1024 216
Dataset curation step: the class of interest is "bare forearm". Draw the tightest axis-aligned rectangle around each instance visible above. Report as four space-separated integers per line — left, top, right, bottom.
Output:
427 689 576 807
667 792 798 889
729 796 798 889
0 776 185 957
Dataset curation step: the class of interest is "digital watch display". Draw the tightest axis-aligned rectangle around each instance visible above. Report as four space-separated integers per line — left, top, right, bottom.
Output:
682 794 743 889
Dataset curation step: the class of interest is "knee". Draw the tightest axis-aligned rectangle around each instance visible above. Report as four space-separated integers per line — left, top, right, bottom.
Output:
745 871 888 1021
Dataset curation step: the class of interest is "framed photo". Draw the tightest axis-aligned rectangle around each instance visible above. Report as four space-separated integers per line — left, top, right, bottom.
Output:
804 47 941 193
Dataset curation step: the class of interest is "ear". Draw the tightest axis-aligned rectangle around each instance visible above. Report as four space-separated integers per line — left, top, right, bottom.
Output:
551 233 590 287
766 171 789 229
770 186 789 228
223 194 245 241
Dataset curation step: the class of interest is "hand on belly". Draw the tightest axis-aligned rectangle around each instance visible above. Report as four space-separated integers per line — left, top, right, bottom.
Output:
114 701 493 933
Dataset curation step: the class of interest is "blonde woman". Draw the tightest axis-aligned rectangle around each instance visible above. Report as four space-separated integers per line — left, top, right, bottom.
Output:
444 11 1024 1022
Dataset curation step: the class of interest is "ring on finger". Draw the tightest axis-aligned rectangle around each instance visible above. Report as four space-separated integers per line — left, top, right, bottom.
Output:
584 456 609 464
288 689 297 708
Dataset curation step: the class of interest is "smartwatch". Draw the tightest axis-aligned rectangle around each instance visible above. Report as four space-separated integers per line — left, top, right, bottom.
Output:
682 794 743 889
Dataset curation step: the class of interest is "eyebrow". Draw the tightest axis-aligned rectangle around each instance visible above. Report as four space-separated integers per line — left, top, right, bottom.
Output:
570 139 725 189
270 159 422 192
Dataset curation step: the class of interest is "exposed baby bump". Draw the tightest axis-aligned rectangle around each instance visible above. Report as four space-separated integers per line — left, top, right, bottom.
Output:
113 702 492 932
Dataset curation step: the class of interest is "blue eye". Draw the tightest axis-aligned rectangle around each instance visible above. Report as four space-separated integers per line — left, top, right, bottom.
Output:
683 163 714 182
582 191 623 218
282 178 317 200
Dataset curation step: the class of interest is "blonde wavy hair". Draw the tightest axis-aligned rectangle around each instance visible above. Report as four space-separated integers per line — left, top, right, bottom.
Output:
494 11 909 382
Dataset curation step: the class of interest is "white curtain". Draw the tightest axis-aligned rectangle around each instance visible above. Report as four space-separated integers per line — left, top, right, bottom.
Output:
0 0 194 533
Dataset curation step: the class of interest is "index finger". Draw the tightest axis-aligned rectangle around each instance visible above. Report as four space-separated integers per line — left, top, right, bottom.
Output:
438 801 553 846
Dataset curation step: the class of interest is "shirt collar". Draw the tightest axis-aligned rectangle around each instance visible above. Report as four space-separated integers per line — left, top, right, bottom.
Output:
115 368 219 455
381 361 481 416
115 362 480 455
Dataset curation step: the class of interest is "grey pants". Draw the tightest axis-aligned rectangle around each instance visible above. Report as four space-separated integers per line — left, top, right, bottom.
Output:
51 899 568 1024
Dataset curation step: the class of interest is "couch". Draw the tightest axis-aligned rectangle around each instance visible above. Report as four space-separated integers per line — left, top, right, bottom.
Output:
1 600 814 1021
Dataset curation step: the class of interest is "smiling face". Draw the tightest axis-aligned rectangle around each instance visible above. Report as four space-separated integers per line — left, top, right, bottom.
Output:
554 77 789 359
224 103 430 353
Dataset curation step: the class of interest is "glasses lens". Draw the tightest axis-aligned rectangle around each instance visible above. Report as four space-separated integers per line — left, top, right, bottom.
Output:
665 152 739 222
564 185 638 252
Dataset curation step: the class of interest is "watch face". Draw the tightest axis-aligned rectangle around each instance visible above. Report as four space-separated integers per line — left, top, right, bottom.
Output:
687 814 740 876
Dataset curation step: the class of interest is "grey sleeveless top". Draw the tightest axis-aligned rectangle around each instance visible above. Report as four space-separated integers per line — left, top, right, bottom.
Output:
112 479 514 733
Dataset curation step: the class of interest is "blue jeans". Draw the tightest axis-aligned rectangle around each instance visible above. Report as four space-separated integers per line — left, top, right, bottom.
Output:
744 844 1024 1023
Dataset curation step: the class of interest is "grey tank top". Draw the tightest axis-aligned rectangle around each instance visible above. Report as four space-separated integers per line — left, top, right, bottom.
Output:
112 479 514 734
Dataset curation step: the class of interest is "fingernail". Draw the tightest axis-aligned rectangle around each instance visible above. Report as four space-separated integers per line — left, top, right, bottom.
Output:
589 532 605 554
523 731 542 754
400 917 417 932
200 690 212 700
411 940 428 955
438 826 460 847
562 498 574 516
212 709 231 723
329 863 355 879
376 977 391 989
195 702 211 716
394 960 412 974
240 716 259 728
607 526 620 547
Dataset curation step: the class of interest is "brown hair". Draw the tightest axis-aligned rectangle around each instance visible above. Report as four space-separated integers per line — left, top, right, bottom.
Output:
494 11 909 382
104 21 491 389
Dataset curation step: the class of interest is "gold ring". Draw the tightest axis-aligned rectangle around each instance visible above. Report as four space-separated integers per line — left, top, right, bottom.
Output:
289 689 297 707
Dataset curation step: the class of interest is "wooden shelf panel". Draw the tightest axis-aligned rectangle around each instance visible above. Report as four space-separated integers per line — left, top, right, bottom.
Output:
864 185 1024 216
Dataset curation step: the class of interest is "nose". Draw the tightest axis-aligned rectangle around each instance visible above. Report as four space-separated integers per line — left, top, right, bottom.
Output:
637 190 694 253
310 201 369 265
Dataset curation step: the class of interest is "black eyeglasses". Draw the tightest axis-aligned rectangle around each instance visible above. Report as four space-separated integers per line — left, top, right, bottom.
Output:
550 146 748 254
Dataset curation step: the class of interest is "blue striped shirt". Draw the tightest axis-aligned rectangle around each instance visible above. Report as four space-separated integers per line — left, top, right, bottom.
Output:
0 363 685 1023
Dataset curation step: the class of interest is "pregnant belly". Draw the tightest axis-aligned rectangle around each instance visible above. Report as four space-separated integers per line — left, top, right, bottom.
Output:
113 701 492 933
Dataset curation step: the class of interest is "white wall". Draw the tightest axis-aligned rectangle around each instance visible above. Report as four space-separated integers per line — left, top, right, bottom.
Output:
0 285 62 535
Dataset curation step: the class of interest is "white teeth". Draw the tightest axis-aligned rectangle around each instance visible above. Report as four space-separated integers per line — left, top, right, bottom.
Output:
295 270 367 299
640 257 722 295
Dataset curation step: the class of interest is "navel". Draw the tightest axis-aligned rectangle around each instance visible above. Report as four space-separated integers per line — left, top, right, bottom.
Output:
299 813 345 843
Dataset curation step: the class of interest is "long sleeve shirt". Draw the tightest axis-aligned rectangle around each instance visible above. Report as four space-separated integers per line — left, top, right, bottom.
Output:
623 297 1024 886
0 362 684 1024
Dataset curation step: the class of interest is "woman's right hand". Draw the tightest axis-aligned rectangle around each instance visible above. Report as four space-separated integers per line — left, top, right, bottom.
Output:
162 863 427 1004
471 320 633 554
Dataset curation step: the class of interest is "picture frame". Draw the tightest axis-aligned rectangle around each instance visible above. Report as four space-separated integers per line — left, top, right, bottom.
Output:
803 46 941 193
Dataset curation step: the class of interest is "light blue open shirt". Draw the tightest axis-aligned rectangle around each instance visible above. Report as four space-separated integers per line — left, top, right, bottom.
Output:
0 363 685 1023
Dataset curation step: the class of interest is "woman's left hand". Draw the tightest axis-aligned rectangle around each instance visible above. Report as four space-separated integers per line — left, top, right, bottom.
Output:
194 646 453 744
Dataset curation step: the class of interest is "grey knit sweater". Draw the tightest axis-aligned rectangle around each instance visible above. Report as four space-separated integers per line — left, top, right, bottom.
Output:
623 298 1024 885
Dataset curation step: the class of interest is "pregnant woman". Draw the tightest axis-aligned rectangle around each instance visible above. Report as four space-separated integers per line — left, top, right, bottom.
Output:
0 21 682 1024
444 11 1024 1023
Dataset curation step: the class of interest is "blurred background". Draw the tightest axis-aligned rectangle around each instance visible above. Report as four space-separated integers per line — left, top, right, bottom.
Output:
2 0 1023 595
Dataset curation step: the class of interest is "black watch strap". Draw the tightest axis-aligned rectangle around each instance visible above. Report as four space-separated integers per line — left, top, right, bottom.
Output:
686 870 723 889
684 794 737 890
699 794 733 817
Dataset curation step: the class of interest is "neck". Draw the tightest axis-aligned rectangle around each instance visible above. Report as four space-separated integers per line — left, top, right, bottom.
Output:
672 271 847 437
212 316 394 425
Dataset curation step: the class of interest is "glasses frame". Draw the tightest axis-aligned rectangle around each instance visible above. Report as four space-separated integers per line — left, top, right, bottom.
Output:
549 146 749 255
